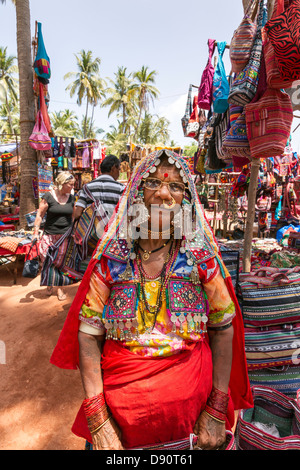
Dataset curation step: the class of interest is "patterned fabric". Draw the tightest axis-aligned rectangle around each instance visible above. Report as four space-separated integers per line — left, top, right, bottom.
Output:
237 386 300 450
75 175 124 218
264 0 300 81
79 251 235 358
245 87 293 160
228 0 265 106
229 0 258 74
198 39 216 110
248 365 300 399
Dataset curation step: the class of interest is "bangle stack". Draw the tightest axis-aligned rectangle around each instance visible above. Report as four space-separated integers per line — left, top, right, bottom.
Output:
204 386 229 424
83 392 112 434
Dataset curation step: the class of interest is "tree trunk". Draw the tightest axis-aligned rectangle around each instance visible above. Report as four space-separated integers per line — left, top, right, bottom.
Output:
15 0 38 227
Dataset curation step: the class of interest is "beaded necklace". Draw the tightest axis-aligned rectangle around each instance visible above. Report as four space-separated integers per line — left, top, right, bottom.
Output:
135 240 179 331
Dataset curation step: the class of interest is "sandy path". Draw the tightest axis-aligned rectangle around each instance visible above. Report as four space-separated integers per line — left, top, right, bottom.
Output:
0 262 85 450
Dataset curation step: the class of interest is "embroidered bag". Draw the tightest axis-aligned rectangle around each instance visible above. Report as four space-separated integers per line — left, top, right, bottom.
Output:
198 39 216 110
245 87 293 159
263 0 295 89
181 84 193 136
28 110 52 151
186 96 200 139
222 107 251 167
230 0 259 74
237 386 300 450
238 267 300 369
228 0 265 106
34 22 51 80
264 0 300 82
212 42 230 114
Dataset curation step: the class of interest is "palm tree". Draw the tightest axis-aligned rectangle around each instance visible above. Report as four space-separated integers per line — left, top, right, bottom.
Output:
104 124 128 156
76 115 104 140
1 0 39 226
132 66 159 140
0 46 18 132
0 99 20 135
138 113 170 146
50 109 79 137
102 66 136 133
64 50 106 139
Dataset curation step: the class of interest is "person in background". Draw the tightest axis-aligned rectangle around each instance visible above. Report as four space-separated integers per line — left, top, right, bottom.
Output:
119 153 131 181
73 155 125 222
33 171 75 301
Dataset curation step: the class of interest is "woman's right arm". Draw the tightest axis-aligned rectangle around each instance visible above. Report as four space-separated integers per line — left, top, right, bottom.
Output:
33 199 48 239
78 330 124 450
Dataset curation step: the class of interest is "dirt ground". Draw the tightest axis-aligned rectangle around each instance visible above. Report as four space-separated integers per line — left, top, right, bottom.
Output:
0 260 85 450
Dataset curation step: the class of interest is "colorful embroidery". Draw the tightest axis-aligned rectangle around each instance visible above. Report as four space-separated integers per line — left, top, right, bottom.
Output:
105 283 137 320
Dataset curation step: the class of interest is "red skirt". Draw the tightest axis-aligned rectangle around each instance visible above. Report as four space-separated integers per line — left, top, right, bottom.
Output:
71 339 235 449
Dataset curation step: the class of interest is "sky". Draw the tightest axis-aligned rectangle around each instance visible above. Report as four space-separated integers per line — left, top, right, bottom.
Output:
2 0 300 152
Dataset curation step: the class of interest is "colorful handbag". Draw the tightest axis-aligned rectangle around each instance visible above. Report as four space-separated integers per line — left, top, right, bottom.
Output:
263 1 295 89
230 0 259 74
198 39 216 110
181 84 193 136
245 87 293 159
238 267 300 369
222 107 251 167
236 386 300 450
228 0 266 106
212 42 230 114
28 110 52 151
264 0 300 82
33 22 51 81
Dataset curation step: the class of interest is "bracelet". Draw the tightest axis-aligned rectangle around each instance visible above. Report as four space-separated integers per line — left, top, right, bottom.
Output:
91 415 112 434
204 405 227 422
83 392 110 434
203 409 226 424
206 386 229 416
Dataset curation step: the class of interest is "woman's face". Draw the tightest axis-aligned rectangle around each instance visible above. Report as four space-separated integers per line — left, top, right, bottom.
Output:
143 164 184 231
62 179 75 194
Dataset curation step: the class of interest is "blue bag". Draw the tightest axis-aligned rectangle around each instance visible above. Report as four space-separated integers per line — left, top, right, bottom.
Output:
34 22 51 80
212 42 230 114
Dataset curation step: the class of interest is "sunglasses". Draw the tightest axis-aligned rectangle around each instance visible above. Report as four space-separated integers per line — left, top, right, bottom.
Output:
142 177 187 195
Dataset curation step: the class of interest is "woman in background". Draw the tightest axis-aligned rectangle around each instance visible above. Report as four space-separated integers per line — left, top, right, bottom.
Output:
33 171 75 300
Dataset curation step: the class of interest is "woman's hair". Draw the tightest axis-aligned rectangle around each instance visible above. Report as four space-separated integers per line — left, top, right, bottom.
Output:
54 172 75 190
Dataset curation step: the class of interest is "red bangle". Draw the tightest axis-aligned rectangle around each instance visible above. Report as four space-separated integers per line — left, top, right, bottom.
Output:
204 405 226 423
206 386 229 416
83 392 111 434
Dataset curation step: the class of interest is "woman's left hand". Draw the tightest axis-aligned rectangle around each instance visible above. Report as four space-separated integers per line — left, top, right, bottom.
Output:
193 411 226 450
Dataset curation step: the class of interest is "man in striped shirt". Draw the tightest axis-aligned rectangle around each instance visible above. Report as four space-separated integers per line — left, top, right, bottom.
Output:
73 155 125 221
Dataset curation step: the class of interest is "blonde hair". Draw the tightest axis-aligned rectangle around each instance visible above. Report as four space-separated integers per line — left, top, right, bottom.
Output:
54 172 75 190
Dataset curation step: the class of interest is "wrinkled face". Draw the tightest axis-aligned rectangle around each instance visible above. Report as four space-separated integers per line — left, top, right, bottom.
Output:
143 164 184 230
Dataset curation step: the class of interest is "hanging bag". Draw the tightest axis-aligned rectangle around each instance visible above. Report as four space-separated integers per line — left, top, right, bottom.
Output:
22 240 40 278
181 84 193 136
228 0 265 106
198 39 216 110
238 266 300 369
237 386 300 450
186 96 200 139
263 0 295 89
264 0 300 82
34 22 51 81
212 42 230 114
230 0 259 74
28 110 52 151
245 87 293 159
222 107 251 167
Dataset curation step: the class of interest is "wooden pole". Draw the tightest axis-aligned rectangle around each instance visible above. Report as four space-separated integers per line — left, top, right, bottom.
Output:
242 0 275 272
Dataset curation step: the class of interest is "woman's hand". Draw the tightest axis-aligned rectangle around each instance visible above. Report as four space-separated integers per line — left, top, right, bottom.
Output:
91 416 124 450
193 411 226 450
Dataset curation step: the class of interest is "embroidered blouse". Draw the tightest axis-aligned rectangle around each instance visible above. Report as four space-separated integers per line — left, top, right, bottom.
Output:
79 251 235 358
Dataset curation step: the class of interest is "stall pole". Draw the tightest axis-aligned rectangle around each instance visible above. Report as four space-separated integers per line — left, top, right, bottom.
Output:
242 0 275 273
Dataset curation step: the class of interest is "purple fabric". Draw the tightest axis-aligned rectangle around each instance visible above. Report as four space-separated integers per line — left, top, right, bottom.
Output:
198 39 216 110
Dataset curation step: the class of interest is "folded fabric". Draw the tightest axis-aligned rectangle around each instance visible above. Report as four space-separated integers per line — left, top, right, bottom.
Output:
0 236 24 252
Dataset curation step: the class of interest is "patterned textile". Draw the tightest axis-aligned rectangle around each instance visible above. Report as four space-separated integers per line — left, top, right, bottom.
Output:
248 365 300 399
237 386 300 450
79 252 235 357
0 236 22 253
39 233 66 264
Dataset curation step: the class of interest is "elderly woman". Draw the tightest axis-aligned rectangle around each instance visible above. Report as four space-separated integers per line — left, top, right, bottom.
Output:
34 171 75 300
50 151 252 450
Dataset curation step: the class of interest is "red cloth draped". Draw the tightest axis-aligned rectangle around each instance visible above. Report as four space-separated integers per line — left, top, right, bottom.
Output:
71 340 235 448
